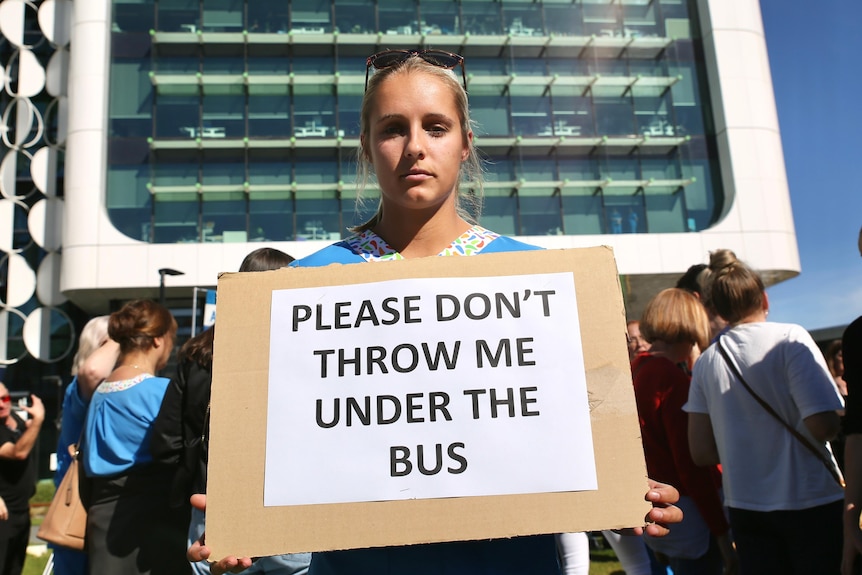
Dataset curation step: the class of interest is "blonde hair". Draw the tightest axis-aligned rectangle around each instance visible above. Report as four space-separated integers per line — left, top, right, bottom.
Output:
71 316 110 376
701 249 765 324
639 288 710 352
353 55 483 232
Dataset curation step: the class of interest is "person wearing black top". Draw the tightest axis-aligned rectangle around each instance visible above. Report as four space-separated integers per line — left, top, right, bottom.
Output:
0 382 44 575
841 226 862 575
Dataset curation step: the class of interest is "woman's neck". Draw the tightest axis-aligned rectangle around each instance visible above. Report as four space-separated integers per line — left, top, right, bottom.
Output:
112 352 157 378
374 211 472 259
646 340 691 364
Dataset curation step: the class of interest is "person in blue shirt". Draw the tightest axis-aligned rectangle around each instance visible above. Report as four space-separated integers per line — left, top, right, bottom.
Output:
52 315 118 575
189 49 683 575
83 299 191 574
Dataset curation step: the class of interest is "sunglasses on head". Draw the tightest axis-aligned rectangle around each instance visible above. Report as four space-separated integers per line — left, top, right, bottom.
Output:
365 49 467 93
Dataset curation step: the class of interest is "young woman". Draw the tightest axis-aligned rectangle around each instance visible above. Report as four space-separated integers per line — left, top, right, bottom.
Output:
151 247 308 575
82 299 190 574
687 249 844 575
52 315 118 575
189 49 683 575
633 289 735 575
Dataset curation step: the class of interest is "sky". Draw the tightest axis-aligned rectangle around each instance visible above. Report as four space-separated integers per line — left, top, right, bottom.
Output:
759 0 862 331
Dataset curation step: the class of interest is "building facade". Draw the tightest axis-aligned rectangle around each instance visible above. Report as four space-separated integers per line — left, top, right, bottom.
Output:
0 0 797 470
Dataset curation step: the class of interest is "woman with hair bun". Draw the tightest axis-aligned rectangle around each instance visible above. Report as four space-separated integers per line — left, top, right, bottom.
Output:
686 250 844 575
82 299 190 574
633 288 736 575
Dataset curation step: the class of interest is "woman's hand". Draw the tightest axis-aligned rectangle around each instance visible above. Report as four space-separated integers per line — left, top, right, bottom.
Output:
0 496 7 521
619 480 683 537
187 494 254 575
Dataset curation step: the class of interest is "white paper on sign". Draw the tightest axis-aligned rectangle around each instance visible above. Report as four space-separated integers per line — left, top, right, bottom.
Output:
264 272 596 507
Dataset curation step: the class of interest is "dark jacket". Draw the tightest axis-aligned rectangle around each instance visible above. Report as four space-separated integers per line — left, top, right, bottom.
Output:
151 358 212 507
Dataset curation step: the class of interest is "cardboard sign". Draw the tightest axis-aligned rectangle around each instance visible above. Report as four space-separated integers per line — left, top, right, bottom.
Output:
206 247 650 558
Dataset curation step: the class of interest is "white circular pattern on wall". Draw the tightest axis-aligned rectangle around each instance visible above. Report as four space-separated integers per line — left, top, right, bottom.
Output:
0 197 31 253
0 307 28 366
37 252 66 306
0 0 39 49
23 306 74 363
4 48 46 98
1 97 44 149
0 150 33 199
30 146 59 196
28 196 63 251
0 252 36 307
45 49 68 98
38 0 71 48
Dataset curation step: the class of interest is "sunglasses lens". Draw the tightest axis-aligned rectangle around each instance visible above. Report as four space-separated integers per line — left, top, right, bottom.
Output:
371 51 410 69
0 395 10 403
421 51 460 69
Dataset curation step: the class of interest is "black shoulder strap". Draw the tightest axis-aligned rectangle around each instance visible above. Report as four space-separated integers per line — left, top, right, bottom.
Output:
716 336 844 488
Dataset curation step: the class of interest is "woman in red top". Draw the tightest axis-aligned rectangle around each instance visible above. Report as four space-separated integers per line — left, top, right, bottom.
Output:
633 288 737 575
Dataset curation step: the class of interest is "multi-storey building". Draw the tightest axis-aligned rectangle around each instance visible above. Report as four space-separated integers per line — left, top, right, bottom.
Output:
0 0 797 472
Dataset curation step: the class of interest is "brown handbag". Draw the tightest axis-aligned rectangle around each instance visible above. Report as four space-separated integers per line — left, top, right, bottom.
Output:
36 444 87 550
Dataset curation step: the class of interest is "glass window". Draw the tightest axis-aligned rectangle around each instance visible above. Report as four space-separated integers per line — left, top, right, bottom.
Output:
622 1 659 38
201 84 245 139
249 85 290 138
602 188 644 234
583 1 621 37
550 86 594 137
294 157 338 184
561 188 603 234
644 186 686 233
485 156 516 183
292 56 333 74
544 3 583 37
291 0 332 33
293 85 336 137
249 191 293 241
602 155 640 180
153 192 199 243
480 187 517 236
247 56 290 75
157 0 200 33
517 157 557 182
669 63 704 136
503 3 544 37
379 0 418 35
511 58 547 77
201 0 243 32
202 192 246 241
155 86 200 139
336 85 362 138
341 189 379 232
109 59 153 138
155 161 199 187
593 92 635 136
202 56 245 75
295 190 340 241
339 154 359 186
634 90 674 136
420 0 460 35
114 0 155 33
559 157 600 181
155 53 200 74
470 85 512 136
462 0 503 35
334 0 374 34
108 164 153 241
336 54 366 76
641 153 681 180
248 153 291 185
202 158 244 185
470 57 509 76
511 86 550 137
247 1 289 33
518 189 562 236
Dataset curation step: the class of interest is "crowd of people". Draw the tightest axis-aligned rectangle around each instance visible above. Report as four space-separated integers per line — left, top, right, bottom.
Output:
2 49 858 575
